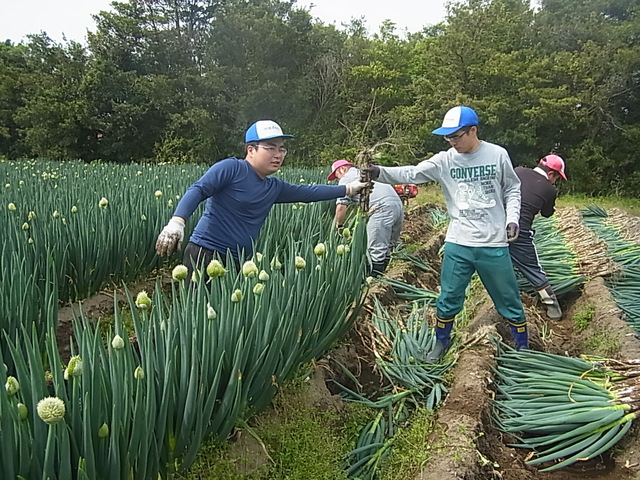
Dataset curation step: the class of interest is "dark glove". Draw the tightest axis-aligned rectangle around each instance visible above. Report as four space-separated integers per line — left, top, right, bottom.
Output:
363 164 380 181
506 223 519 242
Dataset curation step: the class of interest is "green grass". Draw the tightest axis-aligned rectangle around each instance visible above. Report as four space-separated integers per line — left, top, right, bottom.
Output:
557 194 640 216
583 328 621 357
413 183 640 217
573 303 596 332
412 183 445 207
178 368 373 480
376 406 436 480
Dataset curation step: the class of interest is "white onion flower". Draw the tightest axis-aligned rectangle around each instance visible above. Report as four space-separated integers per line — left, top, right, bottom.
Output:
295 256 306 270
37 397 66 424
314 243 326 256
7 203 16 211
99 197 108 208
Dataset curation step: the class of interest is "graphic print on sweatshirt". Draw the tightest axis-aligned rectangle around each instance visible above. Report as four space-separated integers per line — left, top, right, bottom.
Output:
451 163 497 220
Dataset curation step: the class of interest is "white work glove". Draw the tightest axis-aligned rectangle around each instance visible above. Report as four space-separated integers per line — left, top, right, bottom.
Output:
345 180 370 196
156 218 185 256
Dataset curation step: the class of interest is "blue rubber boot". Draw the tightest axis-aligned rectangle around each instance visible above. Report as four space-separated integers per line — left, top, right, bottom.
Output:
426 317 454 363
509 323 529 351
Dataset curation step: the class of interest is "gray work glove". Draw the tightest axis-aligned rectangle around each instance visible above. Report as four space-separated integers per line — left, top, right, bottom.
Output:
156 218 185 256
345 180 370 196
363 164 380 181
506 222 519 242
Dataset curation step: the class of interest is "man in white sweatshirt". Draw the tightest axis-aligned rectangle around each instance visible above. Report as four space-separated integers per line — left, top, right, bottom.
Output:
366 106 527 361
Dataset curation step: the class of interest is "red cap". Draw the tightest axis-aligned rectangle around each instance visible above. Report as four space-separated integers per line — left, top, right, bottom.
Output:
328 159 354 180
541 155 567 180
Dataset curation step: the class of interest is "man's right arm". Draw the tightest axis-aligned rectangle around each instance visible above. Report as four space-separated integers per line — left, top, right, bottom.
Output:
375 155 443 185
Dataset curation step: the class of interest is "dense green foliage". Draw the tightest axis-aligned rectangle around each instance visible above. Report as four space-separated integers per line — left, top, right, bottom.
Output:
1 0 639 194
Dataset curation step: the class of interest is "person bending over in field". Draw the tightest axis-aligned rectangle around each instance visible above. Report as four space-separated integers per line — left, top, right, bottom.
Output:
509 155 567 320
155 120 369 277
327 159 404 277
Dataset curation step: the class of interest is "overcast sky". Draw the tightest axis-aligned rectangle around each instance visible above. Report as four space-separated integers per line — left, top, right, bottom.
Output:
1 0 449 45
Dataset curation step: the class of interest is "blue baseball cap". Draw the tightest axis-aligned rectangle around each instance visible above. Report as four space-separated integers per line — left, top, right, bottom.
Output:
432 106 479 136
245 120 294 143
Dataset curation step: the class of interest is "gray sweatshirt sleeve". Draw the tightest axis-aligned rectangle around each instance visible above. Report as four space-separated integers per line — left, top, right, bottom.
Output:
500 156 521 226
377 154 446 185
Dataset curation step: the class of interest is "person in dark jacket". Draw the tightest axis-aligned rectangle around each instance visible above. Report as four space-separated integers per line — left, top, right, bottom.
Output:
509 155 567 319
155 120 368 276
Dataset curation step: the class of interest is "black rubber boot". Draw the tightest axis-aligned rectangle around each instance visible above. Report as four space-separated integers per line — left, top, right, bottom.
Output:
370 258 390 277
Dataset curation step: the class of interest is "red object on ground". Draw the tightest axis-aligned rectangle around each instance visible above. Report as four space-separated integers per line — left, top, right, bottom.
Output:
393 184 418 199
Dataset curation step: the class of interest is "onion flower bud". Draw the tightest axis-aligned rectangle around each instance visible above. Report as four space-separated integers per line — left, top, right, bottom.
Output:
258 270 270 281
65 355 83 378
253 283 264 295
206 260 226 278
242 260 259 278
5 376 19 396
231 289 243 303
295 256 306 270
111 334 125 350
314 243 326 257
17 403 28 420
135 290 152 310
172 264 188 281
99 197 108 208
98 423 109 438
7 203 16 211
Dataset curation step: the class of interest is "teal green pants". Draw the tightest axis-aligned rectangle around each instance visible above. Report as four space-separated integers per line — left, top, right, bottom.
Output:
436 242 526 325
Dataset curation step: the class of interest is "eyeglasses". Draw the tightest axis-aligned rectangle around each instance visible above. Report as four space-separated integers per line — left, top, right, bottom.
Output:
254 144 288 155
444 129 470 142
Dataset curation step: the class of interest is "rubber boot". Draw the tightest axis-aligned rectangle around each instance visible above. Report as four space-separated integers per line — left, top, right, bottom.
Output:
509 323 529 351
538 286 562 320
426 317 454 363
370 258 390 277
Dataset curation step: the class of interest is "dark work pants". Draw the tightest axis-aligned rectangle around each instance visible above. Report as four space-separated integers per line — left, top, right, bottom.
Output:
182 242 239 285
508 229 550 292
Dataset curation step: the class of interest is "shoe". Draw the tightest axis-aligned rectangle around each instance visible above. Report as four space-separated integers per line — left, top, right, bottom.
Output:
425 339 449 363
546 301 562 320
538 286 562 320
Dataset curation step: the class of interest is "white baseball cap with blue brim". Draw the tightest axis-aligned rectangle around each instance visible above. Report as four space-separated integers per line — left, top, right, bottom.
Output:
245 120 294 143
432 106 479 136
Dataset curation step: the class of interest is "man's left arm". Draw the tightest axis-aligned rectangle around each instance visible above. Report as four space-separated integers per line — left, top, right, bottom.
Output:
540 188 557 218
501 158 522 226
